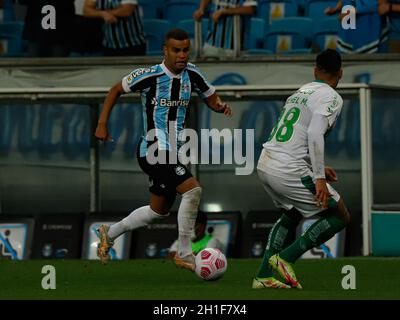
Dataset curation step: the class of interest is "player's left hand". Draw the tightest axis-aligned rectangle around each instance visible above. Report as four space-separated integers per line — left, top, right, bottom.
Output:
216 102 233 117
212 9 224 23
325 166 338 183
315 179 331 208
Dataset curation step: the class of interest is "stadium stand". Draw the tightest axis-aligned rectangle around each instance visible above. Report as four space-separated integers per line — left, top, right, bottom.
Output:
138 0 157 20
305 0 338 23
264 17 313 53
245 17 267 50
312 16 339 52
0 21 24 57
165 0 199 26
176 18 209 47
142 19 171 55
257 0 298 24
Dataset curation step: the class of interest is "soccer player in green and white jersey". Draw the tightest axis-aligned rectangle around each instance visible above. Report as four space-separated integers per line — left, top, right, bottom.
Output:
252 49 351 289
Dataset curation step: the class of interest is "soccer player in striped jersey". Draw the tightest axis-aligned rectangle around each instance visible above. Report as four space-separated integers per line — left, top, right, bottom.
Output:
378 0 400 52
252 49 351 289
94 29 232 272
193 0 257 57
325 0 389 53
83 0 146 56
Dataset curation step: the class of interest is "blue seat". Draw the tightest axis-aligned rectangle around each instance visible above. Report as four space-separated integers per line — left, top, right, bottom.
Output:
176 19 209 45
257 0 298 25
153 0 167 19
313 16 338 51
138 0 158 19
165 0 199 27
0 22 25 57
265 17 313 53
2 0 15 22
294 0 307 15
269 17 313 39
244 18 267 50
142 19 171 55
306 0 338 23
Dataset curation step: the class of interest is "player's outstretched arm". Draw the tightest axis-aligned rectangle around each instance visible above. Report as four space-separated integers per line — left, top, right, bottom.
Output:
204 93 233 117
95 82 125 142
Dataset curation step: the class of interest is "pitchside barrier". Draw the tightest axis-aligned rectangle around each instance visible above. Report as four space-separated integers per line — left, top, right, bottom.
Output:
1 84 400 257
0 211 345 260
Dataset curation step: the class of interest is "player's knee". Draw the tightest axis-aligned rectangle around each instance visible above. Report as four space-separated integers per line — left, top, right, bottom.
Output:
182 186 202 207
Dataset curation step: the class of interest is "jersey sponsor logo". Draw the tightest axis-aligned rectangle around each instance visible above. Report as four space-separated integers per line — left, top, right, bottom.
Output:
129 68 155 82
151 98 189 108
175 166 186 176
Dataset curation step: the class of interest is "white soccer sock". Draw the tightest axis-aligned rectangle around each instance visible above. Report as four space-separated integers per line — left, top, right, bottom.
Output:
108 205 169 240
177 187 202 258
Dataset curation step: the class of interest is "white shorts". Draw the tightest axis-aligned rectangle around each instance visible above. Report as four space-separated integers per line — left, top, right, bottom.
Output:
257 166 341 218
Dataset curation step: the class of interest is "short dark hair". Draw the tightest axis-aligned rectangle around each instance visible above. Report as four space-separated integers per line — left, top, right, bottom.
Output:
316 49 342 74
165 28 189 43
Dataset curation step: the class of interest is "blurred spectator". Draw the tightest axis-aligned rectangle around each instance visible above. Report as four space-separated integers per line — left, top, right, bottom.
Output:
193 0 257 57
378 0 400 52
19 0 76 57
83 0 146 56
325 0 389 53
168 211 224 259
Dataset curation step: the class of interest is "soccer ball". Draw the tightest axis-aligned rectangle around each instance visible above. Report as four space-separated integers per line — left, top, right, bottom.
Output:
195 248 227 281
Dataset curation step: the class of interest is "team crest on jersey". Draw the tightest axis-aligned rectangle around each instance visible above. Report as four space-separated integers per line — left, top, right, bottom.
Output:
182 83 190 93
175 166 186 176
127 75 133 85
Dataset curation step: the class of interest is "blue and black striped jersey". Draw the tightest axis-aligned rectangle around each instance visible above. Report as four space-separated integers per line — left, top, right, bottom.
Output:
122 62 215 156
91 0 146 49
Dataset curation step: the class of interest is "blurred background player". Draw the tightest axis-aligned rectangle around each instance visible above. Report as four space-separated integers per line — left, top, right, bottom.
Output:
325 0 389 53
168 211 224 258
94 28 232 272
253 49 351 289
83 0 146 56
193 0 257 57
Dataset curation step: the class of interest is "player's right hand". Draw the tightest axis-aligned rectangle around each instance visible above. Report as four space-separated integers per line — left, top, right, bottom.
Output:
315 179 331 209
95 123 113 142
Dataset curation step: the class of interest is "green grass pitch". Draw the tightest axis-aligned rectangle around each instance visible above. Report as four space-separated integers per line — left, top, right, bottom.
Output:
1 258 399 300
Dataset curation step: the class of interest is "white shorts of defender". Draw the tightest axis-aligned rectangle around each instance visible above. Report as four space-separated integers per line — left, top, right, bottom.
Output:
257 167 341 218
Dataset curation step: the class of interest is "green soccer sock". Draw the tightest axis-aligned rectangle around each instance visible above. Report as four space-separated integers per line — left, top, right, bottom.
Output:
279 215 346 263
256 213 298 278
